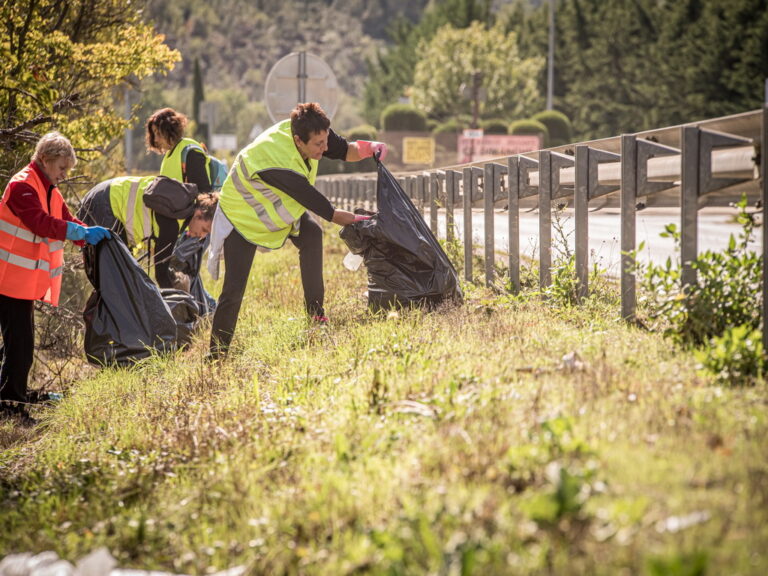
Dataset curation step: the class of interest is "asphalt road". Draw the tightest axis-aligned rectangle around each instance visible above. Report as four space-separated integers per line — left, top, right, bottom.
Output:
435 206 761 276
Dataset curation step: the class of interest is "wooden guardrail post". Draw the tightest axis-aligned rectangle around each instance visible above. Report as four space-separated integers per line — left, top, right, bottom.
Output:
429 172 440 235
507 156 521 293
620 135 638 321
445 170 460 243
574 145 589 300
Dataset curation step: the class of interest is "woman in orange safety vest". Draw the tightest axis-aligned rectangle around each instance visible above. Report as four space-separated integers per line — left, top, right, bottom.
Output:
0 132 110 426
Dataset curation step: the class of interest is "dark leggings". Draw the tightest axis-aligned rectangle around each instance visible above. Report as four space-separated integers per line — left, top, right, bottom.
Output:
210 211 324 355
0 295 35 403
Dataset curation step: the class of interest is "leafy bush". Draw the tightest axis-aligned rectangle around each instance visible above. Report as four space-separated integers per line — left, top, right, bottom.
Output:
346 124 378 141
432 118 465 135
380 103 428 131
532 110 573 146
636 195 762 346
695 324 763 386
479 118 508 134
508 119 549 145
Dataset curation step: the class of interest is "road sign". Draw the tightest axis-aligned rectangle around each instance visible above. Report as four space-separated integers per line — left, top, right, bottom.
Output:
264 52 338 123
211 133 238 152
402 137 435 165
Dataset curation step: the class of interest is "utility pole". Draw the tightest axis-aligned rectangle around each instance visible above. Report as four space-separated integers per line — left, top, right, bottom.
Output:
546 0 555 110
471 71 483 129
124 86 132 174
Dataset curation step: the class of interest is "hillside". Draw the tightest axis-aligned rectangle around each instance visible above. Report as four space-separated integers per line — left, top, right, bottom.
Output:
142 0 428 123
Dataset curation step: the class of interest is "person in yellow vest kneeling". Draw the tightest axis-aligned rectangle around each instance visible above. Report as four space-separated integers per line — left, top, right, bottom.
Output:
206 102 387 359
0 132 110 426
77 176 218 289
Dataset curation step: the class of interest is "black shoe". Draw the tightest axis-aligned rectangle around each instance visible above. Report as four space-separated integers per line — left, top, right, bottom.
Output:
0 403 38 427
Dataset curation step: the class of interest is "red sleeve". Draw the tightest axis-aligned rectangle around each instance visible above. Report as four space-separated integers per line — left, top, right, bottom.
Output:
5 180 73 241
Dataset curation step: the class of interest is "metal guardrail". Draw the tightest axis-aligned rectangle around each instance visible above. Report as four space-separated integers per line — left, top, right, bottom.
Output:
317 108 767 346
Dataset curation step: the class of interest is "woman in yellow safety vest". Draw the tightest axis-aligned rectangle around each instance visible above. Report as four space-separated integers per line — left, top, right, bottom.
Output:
0 132 110 426
77 175 218 289
207 102 387 359
145 108 220 305
145 107 214 193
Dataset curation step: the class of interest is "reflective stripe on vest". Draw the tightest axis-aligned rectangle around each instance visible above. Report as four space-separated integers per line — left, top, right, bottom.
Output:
124 179 153 246
108 176 156 246
0 219 65 252
0 164 65 305
230 156 293 232
219 120 316 249
0 248 63 276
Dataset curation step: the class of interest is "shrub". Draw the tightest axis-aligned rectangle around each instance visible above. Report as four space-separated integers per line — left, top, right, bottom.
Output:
432 118 465 135
695 324 763 386
508 119 549 146
346 124 378 141
480 118 508 134
380 103 428 132
636 195 762 346
532 110 573 146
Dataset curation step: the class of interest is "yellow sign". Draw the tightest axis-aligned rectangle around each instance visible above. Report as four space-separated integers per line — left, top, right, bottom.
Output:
402 137 435 165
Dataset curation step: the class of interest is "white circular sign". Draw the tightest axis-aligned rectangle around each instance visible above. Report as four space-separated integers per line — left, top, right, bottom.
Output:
264 52 339 123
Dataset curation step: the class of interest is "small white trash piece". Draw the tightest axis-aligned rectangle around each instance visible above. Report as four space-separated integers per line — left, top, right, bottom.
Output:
342 252 364 271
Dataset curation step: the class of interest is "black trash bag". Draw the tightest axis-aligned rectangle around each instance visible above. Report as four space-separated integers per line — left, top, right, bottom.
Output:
169 233 216 317
160 288 200 347
339 160 463 311
83 237 178 366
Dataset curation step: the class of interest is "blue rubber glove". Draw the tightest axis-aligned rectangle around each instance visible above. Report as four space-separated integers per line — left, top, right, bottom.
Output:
83 226 111 245
65 222 87 242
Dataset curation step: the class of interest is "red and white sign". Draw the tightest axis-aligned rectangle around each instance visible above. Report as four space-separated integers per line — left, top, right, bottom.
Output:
458 134 541 163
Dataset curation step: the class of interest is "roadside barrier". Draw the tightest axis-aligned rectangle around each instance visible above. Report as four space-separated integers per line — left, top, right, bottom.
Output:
318 108 767 345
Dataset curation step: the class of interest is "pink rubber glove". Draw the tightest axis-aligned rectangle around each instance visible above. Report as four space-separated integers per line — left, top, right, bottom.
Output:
353 214 372 222
357 140 388 162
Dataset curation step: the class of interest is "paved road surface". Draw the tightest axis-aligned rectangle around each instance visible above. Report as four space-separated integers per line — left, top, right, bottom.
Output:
434 207 761 276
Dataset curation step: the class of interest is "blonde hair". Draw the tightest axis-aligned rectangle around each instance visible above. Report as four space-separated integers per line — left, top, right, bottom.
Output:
31 131 77 167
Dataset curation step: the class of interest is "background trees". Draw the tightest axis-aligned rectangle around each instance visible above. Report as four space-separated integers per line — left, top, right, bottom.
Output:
0 0 179 183
411 22 543 126
3 0 767 183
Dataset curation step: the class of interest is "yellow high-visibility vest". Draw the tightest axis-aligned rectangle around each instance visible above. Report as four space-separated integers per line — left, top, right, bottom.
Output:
161 137 211 185
218 120 317 249
108 176 158 246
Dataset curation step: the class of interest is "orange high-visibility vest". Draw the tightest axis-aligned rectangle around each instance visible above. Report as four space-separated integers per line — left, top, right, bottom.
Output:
0 165 65 306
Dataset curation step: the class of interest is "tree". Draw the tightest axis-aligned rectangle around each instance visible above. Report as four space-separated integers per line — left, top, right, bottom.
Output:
192 58 207 141
0 0 180 183
363 0 494 126
411 22 544 123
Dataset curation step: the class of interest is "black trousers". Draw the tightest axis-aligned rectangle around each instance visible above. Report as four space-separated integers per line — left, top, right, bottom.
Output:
210 211 324 354
0 294 35 403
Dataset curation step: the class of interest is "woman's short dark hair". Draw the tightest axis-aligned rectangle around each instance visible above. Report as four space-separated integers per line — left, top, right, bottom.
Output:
146 108 188 153
290 102 330 143
195 192 219 221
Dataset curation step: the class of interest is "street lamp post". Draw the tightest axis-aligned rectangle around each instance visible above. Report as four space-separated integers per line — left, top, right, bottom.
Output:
547 0 555 110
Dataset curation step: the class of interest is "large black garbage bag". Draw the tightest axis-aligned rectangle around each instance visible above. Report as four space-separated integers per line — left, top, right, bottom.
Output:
339 161 463 311
160 288 200 347
169 233 216 317
83 238 178 366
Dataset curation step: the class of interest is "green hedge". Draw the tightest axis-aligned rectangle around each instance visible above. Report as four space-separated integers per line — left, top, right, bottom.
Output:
531 110 572 146
380 103 428 132
508 119 549 145
480 118 509 135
